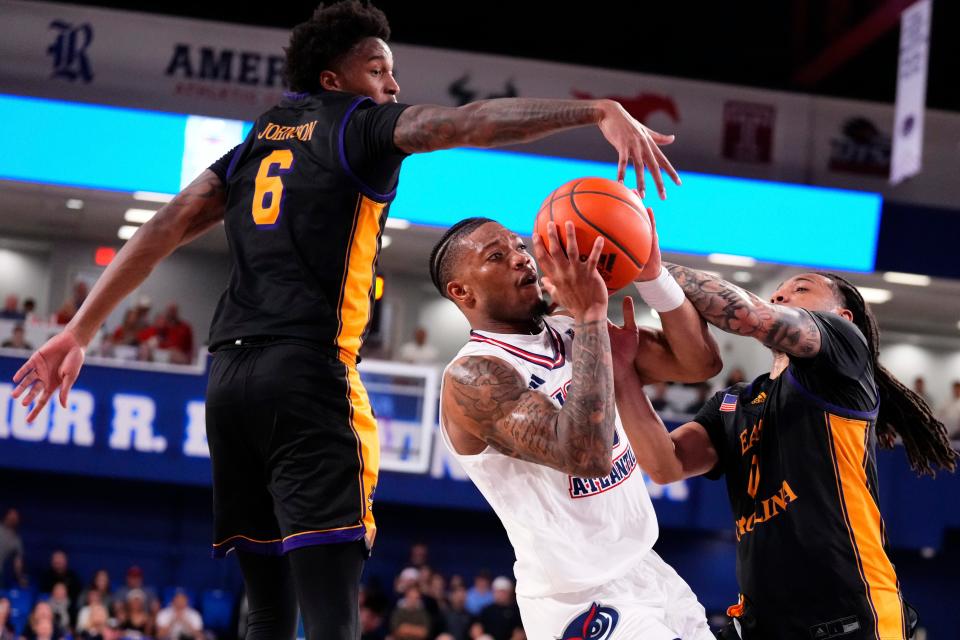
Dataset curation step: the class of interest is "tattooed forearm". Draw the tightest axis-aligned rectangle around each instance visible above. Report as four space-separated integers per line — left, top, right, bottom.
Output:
556 319 616 475
394 99 605 154
446 321 616 477
664 263 821 357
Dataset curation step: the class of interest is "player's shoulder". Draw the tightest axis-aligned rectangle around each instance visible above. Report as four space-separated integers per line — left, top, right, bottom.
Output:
545 313 576 336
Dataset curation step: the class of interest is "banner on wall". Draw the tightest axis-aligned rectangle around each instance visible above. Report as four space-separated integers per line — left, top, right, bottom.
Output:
890 0 932 184
0 353 957 549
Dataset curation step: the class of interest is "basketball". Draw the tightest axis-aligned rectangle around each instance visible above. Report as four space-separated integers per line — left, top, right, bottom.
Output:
534 177 653 293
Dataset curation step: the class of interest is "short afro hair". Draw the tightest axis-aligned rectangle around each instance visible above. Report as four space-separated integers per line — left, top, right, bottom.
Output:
429 218 496 299
284 1 391 93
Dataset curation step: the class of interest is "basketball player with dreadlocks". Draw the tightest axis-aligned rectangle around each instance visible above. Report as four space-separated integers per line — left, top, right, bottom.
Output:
606 265 957 639
434 217 722 640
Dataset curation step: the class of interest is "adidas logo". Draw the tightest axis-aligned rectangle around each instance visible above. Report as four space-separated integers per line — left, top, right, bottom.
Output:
751 392 767 405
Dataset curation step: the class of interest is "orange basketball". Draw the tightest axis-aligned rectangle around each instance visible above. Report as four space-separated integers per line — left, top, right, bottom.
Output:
534 177 652 293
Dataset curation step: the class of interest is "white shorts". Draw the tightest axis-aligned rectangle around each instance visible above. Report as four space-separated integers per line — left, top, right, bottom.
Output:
516 550 714 640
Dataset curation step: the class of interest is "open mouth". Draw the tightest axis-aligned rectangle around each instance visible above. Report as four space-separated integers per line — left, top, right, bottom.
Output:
518 272 538 287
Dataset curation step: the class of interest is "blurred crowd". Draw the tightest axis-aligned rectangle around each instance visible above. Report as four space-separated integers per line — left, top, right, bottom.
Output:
0 285 194 366
0 510 217 640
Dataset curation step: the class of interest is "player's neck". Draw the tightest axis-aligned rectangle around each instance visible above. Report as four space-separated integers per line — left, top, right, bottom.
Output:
769 352 790 379
472 316 545 335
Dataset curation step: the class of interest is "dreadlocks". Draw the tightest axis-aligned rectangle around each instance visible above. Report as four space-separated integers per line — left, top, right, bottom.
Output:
817 272 958 476
429 217 495 298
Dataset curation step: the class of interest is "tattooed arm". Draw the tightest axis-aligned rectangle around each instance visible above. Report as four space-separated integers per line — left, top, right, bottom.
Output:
664 263 822 358
12 170 226 419
442 319 615 478
394 98 681 199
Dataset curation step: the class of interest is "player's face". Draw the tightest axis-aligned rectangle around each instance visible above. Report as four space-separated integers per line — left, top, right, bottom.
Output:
769 274 844 314
457 223 545 322
332 38 400 104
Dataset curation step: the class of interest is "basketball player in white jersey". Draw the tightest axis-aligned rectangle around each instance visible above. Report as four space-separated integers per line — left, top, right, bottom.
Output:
429 216 721 640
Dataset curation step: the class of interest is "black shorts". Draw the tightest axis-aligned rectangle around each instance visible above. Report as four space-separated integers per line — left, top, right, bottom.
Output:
205 339 379 558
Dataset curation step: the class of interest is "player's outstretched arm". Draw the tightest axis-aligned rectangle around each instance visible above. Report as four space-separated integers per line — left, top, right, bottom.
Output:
11 170 226 421
664 263 822 358
393 98 681 199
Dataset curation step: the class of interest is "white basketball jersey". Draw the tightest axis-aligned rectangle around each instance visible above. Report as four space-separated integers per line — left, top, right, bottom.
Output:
439 316 659 598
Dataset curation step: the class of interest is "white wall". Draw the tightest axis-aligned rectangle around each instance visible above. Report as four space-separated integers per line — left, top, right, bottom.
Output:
0 245 51 314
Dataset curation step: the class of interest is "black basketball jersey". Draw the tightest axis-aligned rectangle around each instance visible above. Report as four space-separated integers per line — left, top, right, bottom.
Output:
206 91 410 356
695 311 907 640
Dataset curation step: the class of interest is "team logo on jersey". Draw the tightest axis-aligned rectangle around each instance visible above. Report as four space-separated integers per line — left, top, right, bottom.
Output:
751 391 767 405
558 602 620 640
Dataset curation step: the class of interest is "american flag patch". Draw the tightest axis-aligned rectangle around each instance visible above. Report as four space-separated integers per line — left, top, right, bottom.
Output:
719 393 738 412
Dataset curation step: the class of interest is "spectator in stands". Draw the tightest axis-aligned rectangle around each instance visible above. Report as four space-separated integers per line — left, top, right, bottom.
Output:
398 327 439 365
725 366 747 387
684 381 712 415
389 585 431 640
478 577 522 640
937 380 960 440
161 304 194 365
359 583 389 640
649 381 670 412
442 585 474 640
133 296 152 332
90 333 117 359
76 590 104 634
914 376 932 406
394 567 421 598
114 566 158 612
78 569 113 618
39 551 82 604
408 542 430 569
21 299 36 322
156 590 203 640
414 566 444 637
47 582 71 633
112 309 142 347
22 602 65 640
77 603 112 640
0 597 15 640
5 554 30 590
2 325 32 350
0 295 24 321
109 600 127 632
465 571 494 616
120 589 154 638
54 281 89 325
0 509 22 587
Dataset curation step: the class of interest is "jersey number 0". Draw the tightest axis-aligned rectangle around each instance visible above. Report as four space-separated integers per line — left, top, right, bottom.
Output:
252 150 294 226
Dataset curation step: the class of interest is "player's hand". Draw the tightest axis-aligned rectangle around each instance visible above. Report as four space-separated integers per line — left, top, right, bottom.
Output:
608 296 640 374
11 329 85 422
597 100 681 200
533 221 608 323
635 207 662 282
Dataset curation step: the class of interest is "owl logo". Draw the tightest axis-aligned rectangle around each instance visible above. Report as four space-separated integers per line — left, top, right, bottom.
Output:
558 602 620 640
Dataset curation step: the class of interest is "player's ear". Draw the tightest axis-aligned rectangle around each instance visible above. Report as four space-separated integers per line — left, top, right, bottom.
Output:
838 307 854 322
319 70 341 91
447 281 473 307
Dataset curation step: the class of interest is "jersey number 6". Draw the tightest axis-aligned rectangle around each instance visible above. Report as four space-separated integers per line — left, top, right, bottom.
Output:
252 149 294 226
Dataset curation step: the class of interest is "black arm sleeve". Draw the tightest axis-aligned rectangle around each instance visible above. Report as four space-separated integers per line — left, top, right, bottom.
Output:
692 390 729 480
342 101 411 198
207 144 241 184
788 311 878 410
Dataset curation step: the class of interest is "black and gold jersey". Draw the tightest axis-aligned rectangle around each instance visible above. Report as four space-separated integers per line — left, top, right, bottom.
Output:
206 91 409 358
696 311 907 640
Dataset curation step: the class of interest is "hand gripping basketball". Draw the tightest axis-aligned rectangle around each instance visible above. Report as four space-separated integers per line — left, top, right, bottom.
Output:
532 220 608 322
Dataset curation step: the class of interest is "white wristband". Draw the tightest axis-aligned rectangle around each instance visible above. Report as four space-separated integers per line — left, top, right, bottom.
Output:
634 268 686 313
